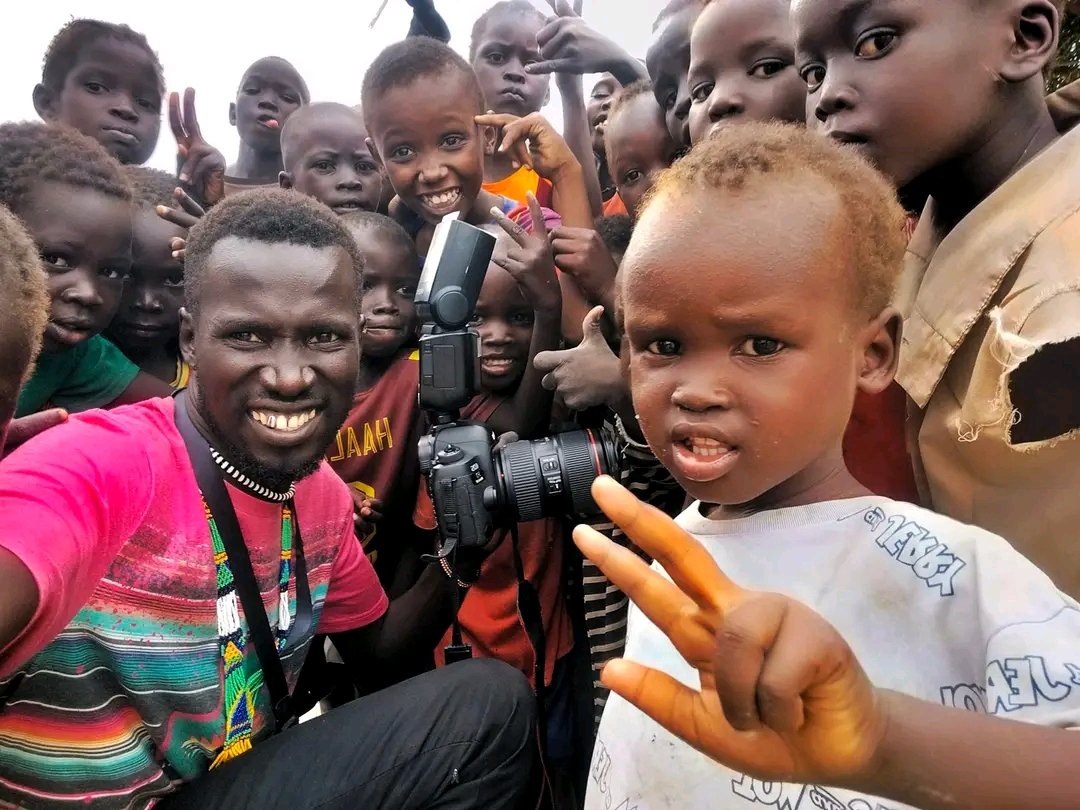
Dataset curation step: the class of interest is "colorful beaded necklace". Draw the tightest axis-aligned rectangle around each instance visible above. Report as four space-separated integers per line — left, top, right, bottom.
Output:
204 449 297 769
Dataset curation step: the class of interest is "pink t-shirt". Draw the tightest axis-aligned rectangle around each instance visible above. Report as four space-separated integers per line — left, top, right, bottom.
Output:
0 397 386 808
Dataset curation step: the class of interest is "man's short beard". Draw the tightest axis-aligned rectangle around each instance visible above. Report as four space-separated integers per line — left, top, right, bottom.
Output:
192 387 322 492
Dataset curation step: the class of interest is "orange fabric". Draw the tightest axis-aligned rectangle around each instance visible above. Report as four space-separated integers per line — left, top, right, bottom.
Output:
482 166 553 208
602 193 628 217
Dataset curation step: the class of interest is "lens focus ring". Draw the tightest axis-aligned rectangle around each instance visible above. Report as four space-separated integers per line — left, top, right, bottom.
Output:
558 431 604 516
501 442 544 522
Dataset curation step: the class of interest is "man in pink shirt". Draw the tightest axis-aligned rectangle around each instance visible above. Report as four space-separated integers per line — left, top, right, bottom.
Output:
0 189 535 809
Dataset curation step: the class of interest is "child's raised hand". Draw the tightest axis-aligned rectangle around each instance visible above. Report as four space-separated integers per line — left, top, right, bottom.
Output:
475 112 580 182
574 476 889 786
549 225 618 303
529 1 640 79
170 88 226 208
534 306 624 411
156 187 206 231
490 192 562 316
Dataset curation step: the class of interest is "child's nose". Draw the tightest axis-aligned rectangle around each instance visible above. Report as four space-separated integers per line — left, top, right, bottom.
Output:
109 95 138 122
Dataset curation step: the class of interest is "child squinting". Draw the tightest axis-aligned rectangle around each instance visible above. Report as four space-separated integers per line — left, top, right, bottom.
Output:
280 103 383 215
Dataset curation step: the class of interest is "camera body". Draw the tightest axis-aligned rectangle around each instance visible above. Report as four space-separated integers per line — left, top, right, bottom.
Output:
416 214 617 561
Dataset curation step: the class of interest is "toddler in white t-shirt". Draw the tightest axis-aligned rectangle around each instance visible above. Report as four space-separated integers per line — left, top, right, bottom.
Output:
574 123 1080 810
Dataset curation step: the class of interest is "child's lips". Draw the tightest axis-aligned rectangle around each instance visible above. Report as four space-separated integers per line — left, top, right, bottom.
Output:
418 188 463 214
670 438 740 483
480 356 518 376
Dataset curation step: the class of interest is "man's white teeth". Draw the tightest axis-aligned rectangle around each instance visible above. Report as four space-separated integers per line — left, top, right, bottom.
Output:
423 189 461 208
687 437 729 457
251 409 318 432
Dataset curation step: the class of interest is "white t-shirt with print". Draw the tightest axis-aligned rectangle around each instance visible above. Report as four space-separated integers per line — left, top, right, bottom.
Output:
585 496 1080 810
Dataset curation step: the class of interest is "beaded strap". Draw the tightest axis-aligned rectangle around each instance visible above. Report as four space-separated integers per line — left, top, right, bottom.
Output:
207 498 293 769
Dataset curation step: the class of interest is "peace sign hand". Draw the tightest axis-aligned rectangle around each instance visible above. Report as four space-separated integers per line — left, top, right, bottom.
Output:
573 477 889 786
170 88 226 208
490 191 561 316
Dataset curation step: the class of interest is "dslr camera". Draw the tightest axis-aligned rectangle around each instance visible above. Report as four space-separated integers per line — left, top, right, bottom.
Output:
415 213 618 563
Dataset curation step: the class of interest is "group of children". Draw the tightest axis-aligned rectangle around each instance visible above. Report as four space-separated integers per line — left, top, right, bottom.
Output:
1 0 1080 807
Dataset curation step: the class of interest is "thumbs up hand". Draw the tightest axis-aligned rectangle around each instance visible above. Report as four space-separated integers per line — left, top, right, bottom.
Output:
534 306 625 412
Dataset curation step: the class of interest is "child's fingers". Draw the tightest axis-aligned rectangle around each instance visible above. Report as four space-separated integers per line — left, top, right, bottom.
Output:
533 347 573 373
489 206 530 247
156 204 199 230
573 524 718 661
591 475 743 612
474 112 518 129
182 88 203 138
4 408 68 450
580 305 606 338
168 91 186 142
174 187 207 219
526 191 548 238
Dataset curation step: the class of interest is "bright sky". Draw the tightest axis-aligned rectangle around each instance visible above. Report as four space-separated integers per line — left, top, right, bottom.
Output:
1 1 657 171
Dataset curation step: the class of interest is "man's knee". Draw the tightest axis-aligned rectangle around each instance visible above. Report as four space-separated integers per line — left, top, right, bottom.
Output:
444 659 535 738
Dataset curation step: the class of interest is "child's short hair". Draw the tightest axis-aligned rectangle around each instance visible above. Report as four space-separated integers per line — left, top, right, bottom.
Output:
340 210 418 262
124 166 178 209
652 0 703 31
362 38 486 116
469 1 548 61
238 56 311 104
0 204 49 381
184 189 365 314
0 122 132 215
595 214 633 257
607 79 656 124
646 124 905 315
41 19 164 97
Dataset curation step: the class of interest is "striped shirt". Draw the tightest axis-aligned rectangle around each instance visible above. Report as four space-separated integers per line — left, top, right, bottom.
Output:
0 398 387 809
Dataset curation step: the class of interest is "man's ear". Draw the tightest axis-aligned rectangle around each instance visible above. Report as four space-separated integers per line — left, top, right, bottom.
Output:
999 0 1059 83
228 102 238 127
32 84 58 122
855 307 902 397
279 171 293 189
179 307 197 368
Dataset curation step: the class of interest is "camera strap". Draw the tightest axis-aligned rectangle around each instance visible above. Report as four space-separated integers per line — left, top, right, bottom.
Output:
510 522 548 752
174 392 310 735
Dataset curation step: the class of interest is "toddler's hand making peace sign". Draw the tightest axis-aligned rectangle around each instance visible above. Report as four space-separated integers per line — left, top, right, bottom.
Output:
573 476 888 786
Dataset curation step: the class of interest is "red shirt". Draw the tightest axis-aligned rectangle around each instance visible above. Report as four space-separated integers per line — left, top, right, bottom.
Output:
415 393 574 687
326 349 427 589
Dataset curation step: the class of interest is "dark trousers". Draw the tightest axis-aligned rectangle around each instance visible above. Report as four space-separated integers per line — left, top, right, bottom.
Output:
160 659 536 810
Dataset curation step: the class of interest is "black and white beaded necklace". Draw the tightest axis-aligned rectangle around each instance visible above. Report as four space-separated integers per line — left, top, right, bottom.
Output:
208 447 296 503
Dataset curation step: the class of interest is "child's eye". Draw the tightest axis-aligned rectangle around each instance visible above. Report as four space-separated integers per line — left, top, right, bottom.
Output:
799 64 826 93
690 81 713 104
242 85 260 96
230 331 261 343
623 169 644 185
311 331 341 345
662 90 677 111
99 266 130 281
164 273 184 288
855 29 898 59
84 81 107 94
442 134 466 149
468 314 483 326
396 284 417 298
749 59 789 79
313 159 335 172
41 253 71 270
486 51 506 65
389 145 415 161
739 336 784 357
283 94 300 105
356 160 378 174
646 338 681 357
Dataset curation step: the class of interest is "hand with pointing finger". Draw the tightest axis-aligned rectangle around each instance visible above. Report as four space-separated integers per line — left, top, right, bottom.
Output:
170 88 226 208
530 0 647 84
534 306 625 412
574 476 887 785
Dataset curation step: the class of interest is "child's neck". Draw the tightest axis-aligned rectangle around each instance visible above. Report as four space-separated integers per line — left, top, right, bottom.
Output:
924 93 1059 235
122 343 178 385
229 144 284 181
356 353 399 392
484 150 519 185
706 450 870 521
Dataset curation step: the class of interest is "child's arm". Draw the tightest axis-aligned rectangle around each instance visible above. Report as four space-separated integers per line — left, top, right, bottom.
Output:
575 477 1080 810
475 112 594 343
486 193 562 439
108 372 174 406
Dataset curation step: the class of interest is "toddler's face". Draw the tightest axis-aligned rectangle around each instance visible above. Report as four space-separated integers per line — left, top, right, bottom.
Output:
352 231 420 361
606 94 681 221
471 12 550 118
285 113 382 215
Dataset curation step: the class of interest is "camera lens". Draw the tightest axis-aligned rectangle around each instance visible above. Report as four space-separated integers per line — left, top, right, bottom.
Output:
496 428 619 523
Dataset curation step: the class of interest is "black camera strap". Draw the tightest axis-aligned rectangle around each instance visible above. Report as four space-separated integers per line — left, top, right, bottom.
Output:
174 392 310 734
510 522 548 751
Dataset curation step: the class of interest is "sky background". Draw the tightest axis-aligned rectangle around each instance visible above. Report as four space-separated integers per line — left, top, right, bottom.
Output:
1 0 657 171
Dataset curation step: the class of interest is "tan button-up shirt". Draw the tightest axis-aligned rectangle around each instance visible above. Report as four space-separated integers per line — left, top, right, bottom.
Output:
898 121 1080 597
